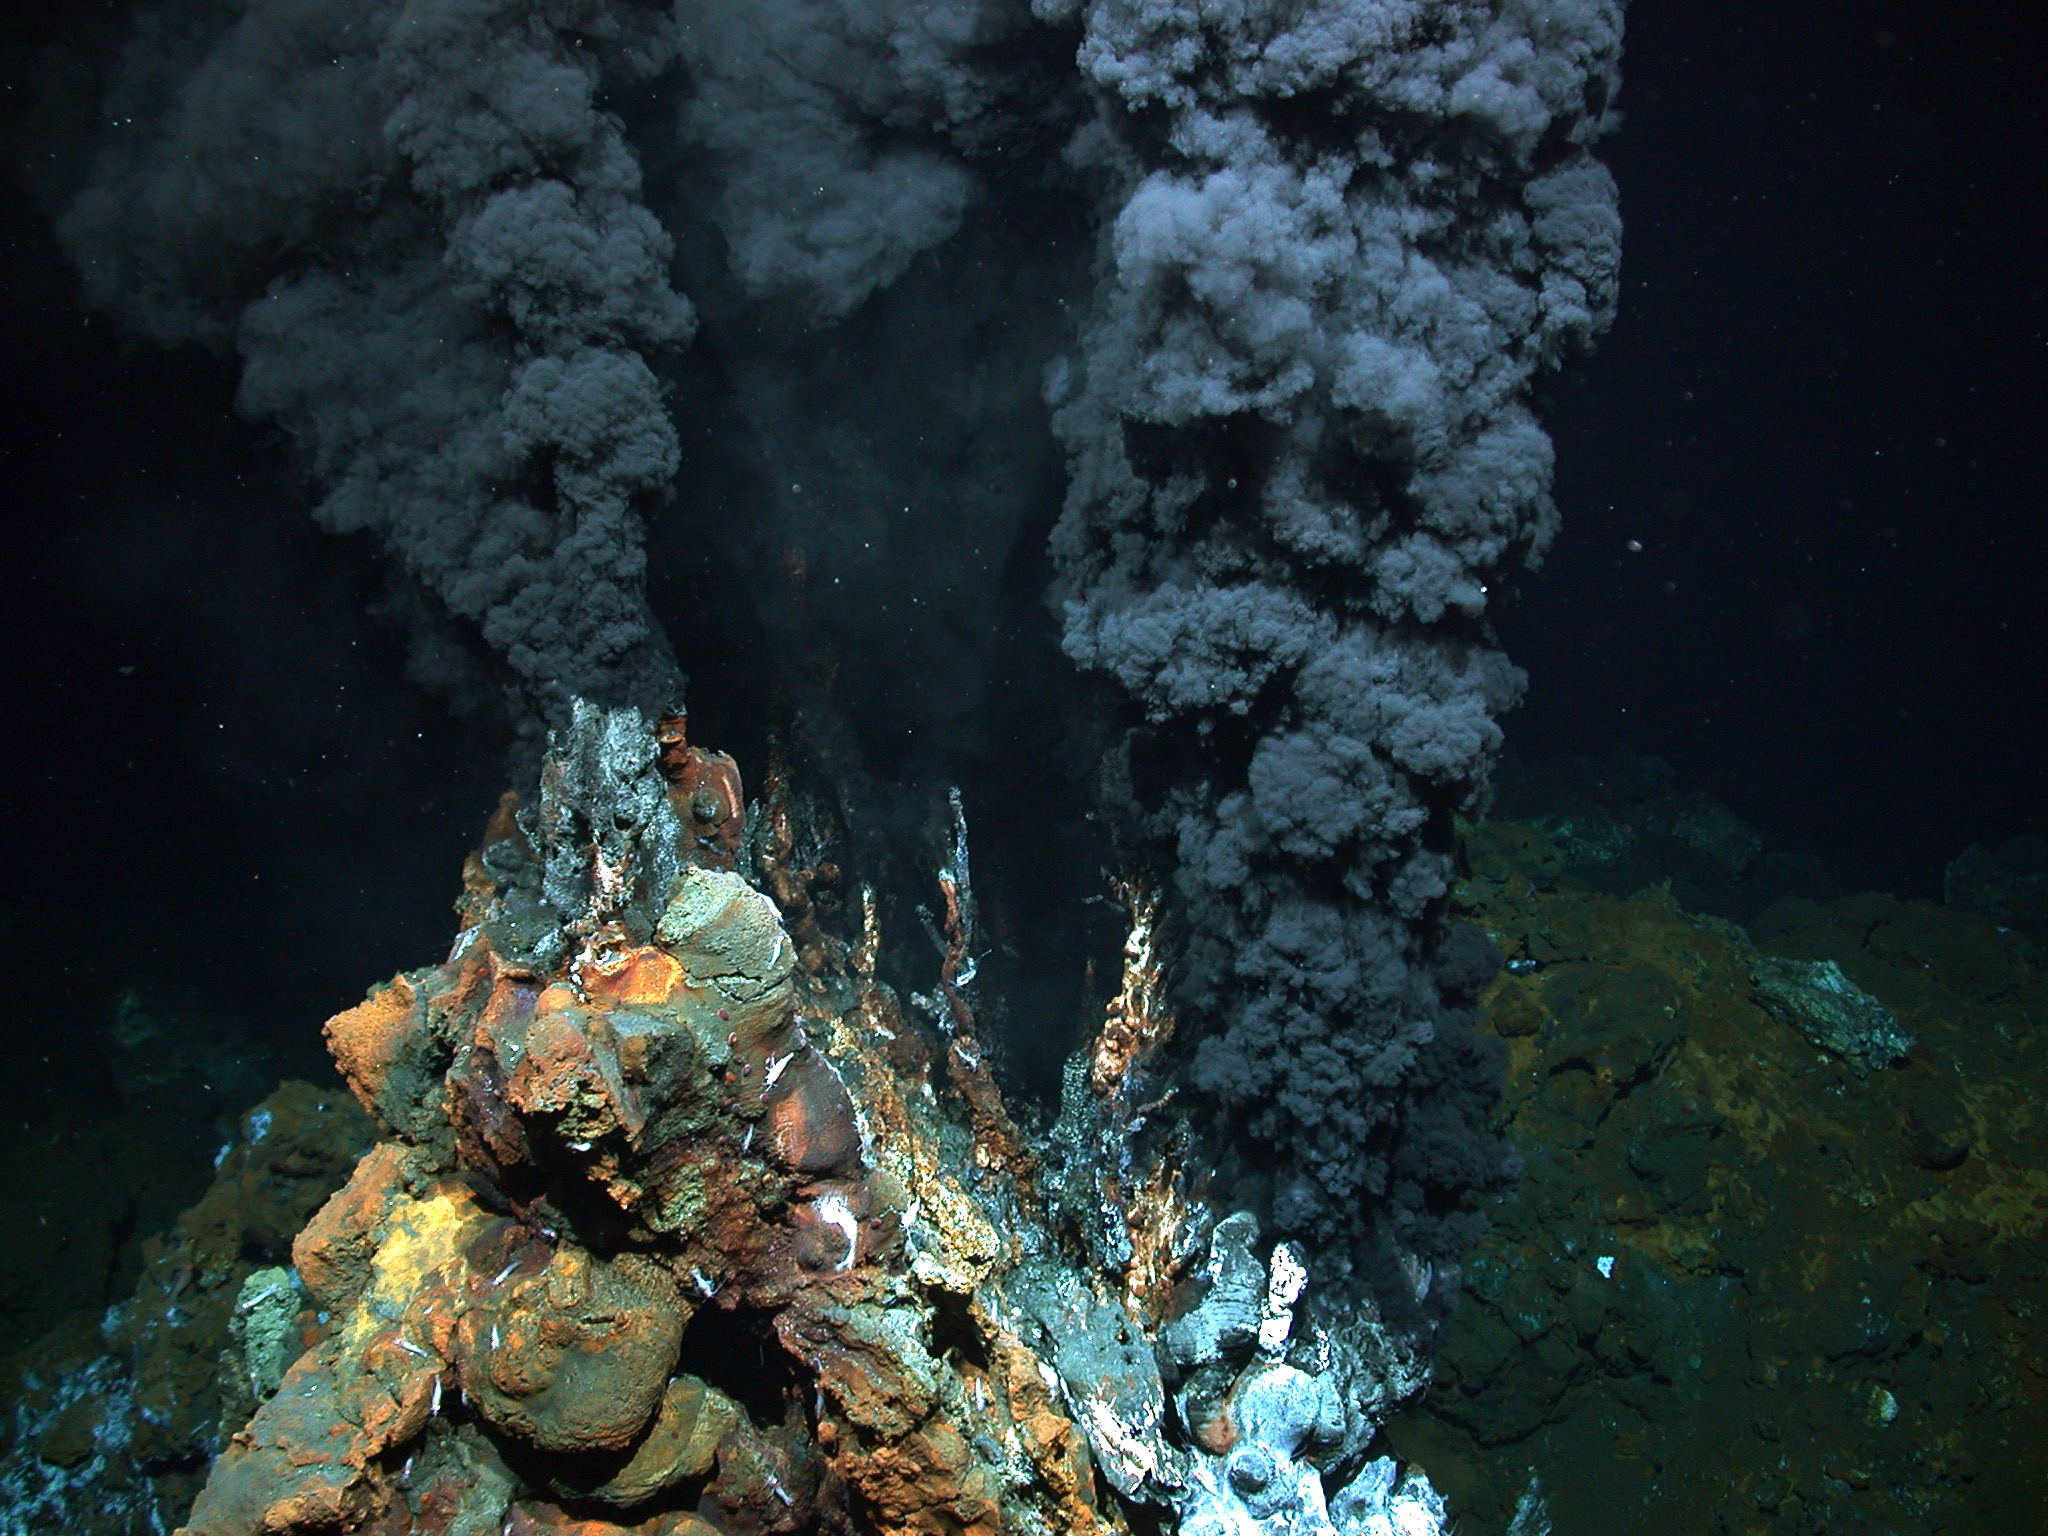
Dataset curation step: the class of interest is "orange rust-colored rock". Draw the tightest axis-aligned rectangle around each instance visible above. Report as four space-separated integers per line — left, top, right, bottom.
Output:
179 711 1132 1536
861 1418 1001 1536
505 1506 724 1536
581 943 687 1009
324 977 422 1122
458 790 527 928
291 1140 414 1315
187 1160 501 1533
503 1007 616 1132
184 1335 415 1536
987 1327 1107 1528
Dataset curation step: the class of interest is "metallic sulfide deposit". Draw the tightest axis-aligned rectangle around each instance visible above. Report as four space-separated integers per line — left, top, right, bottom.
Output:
180 703 1445 1536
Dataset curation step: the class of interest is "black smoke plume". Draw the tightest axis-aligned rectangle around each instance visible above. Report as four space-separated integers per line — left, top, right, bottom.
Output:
1040 0 1624 1284
49 0 1625 1307
59 0 692 729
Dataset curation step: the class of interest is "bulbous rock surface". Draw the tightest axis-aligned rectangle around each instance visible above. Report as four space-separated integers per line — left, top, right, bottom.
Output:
457 1247 688 1454
178 707 1164 1536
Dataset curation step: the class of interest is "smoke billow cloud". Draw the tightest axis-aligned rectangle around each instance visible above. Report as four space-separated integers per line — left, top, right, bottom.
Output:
674 0 994 324
60 0 692 728
1042 0 1624 1276
52 0 1623 1297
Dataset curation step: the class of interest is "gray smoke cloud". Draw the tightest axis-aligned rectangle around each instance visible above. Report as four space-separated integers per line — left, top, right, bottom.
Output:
674 0 995 323
655 0 1090 800
50 0 1624 1305
1044 0 1623 1277
58 0 692 728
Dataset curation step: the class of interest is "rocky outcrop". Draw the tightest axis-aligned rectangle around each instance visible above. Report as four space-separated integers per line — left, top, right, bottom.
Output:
149 703 1450 1536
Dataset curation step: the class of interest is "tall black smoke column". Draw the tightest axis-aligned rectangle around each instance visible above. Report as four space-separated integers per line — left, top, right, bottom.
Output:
1042 0 1623 1297
59 0 693 731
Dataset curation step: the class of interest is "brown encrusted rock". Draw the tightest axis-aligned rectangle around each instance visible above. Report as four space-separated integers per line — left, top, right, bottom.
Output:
989 1327 1105 1520
505 1504 726 1536
394 1424 520 1536
556 1375 739 1508
776 1297 1003 1535
656 711 745 874
437 859 811 1236
440 940 788 1240
205 1170 500 1534
763 1048 864 1177
291 1140 413 1316
178 717 1128 1536
324 950 483 1151
324 974 430 1132
498 991 731 1155
857 1417 1001 1536
505 1001 629 1141
458 1248 689 1454
656 866 796 1014
789 1181 873 1274
180 1342 380 1536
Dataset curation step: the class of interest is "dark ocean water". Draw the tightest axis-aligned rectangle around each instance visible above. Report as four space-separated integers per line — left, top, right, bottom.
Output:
0 2 2042 1532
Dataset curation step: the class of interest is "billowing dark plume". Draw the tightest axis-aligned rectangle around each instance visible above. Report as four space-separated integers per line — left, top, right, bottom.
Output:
59 0 692 728
675 0 1003 324
1043 0 1624 1282
51 0 1625 1309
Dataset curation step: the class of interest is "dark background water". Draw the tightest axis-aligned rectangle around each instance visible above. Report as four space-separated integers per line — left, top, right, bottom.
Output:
1509 0 2048 897
0 0 2042 1061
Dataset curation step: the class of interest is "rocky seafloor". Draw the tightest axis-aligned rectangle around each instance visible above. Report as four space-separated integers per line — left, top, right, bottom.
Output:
1390 755 2048 1533
2 739 2044 1535
0 705 1449 1536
